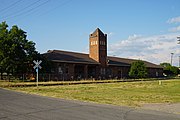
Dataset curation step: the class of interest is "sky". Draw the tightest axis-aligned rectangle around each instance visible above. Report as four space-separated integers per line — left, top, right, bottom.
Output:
0 0 180 66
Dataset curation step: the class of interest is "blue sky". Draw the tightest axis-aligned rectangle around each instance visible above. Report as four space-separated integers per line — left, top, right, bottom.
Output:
0 0 180 66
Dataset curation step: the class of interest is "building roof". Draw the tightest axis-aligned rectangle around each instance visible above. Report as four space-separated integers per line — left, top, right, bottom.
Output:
43 50 163 69
43 50 100 65
107 56 163 68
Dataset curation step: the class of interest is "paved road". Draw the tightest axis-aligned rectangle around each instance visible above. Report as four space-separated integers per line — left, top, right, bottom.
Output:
0 88 179 120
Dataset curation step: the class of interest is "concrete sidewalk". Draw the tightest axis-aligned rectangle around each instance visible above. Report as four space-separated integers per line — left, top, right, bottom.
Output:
141 103 180 114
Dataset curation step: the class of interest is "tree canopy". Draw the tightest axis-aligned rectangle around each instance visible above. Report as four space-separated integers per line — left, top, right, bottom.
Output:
0 22 38 79
129 60 147 79
160 62 179 76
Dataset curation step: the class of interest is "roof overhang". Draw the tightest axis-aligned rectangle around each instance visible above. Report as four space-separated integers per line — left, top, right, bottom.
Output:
51 60 100 65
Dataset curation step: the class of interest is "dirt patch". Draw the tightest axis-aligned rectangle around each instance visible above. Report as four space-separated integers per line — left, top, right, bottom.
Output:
141 103 180 114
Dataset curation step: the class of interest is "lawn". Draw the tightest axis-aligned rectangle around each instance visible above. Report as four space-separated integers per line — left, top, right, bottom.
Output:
3 79 180 107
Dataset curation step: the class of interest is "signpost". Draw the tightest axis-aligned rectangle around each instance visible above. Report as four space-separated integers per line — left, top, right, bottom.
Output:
33 60 42 87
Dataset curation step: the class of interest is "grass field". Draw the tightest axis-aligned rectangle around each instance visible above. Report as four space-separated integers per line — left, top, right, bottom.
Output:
2 79 180 107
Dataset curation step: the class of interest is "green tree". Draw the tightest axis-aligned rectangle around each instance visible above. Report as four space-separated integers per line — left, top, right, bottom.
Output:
160 62 179 76
129 60 147 79
0 21 38 80
0 22 9 79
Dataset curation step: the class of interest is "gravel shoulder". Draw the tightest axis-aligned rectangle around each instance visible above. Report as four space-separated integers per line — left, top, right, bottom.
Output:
141 103 180 114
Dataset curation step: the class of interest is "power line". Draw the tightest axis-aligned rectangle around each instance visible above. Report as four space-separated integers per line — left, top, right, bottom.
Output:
16 0 52 17
9 0 52 21
36 0 72 17
0 0 72 21
1 0 43 20
0 0 23 13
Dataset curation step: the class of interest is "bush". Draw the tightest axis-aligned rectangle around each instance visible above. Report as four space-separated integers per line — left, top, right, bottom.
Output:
129 60 147 79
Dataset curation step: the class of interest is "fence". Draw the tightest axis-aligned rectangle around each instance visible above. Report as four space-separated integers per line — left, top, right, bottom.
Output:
0 73 78 81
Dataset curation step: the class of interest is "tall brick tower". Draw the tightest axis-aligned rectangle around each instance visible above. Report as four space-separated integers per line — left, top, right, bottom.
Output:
89 28 107 67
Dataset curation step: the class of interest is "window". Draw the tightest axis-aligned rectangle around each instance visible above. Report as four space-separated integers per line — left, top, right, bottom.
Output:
156 71 158 77
58 66 63 74
66 67 68 74
101 68 106 75
99 41 106 46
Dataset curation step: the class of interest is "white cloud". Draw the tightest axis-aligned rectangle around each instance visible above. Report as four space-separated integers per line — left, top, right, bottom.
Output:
128 34 142 40
108 17 180 66
169 26 180 32
109 33 180 66
167 16 180 24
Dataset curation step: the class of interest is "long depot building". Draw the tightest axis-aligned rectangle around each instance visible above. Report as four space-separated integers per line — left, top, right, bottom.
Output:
43 28 163 80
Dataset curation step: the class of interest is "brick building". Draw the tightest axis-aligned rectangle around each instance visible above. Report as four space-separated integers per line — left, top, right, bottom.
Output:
43 28 163 80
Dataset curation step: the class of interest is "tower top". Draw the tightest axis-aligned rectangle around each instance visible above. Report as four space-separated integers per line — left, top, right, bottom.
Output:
91 28 105 36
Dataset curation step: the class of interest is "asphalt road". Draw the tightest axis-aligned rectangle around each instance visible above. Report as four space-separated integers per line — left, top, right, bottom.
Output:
0 88 179 120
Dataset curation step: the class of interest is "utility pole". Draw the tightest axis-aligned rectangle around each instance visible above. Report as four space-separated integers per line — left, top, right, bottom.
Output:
171 53 174 66
178 37 180 68
179 56 180 68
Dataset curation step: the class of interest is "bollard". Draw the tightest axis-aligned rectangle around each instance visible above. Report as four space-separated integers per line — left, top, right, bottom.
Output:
159 80 162 85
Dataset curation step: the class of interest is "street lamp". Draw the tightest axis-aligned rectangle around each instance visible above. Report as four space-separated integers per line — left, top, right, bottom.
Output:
179 56 180 68
171 53 174 66
178 37 180 67
177 37 180 44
